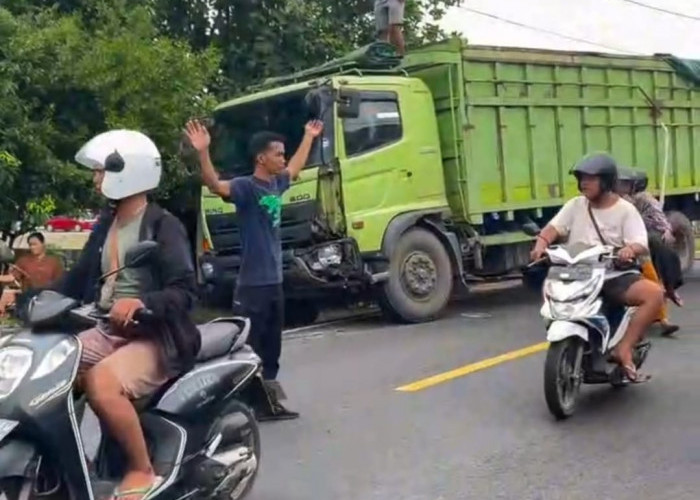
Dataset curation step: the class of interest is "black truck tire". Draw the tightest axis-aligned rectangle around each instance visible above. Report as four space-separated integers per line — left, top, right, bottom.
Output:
378 227 453 323
665 210 694 274
284 299 320 328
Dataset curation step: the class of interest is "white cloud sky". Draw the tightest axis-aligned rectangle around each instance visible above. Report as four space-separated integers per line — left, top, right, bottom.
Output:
439 0 699 58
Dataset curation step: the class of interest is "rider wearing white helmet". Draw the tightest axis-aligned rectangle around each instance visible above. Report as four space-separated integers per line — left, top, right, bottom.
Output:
57 130 199 500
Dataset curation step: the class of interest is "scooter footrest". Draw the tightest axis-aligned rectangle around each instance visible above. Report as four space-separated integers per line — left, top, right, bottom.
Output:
92 480 117 499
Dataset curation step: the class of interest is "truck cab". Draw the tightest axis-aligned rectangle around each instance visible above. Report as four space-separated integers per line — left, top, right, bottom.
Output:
196 72 450 322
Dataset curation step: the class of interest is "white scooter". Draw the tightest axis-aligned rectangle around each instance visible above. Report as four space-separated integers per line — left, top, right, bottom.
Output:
537 244 651 420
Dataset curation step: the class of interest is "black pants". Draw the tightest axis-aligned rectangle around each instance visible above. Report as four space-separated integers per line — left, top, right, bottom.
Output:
234 284 284 380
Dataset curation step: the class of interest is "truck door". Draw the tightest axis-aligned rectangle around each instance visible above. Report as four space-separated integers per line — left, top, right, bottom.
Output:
338 90 408 250
338 86 444 252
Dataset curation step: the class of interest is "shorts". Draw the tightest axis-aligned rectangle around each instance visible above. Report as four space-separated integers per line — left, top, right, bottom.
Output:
601 273 642 306
77 324 169 399
375 0 405 31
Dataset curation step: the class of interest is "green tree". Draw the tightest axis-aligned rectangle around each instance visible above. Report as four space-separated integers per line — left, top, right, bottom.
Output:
0 5 220 241
150 0 461 95
1 0 459 242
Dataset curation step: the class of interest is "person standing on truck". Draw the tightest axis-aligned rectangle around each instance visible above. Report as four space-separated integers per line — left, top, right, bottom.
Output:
530 153 664 383
185 118 324 421
375 0 406 55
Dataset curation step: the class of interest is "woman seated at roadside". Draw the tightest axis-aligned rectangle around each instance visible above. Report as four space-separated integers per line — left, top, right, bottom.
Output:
616 168 682 336
0 232 64 316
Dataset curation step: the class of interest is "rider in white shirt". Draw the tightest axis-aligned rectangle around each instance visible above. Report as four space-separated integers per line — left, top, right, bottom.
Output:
530 153 664 382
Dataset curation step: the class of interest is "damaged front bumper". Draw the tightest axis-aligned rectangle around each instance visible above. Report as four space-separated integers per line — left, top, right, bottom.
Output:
198 238 389 295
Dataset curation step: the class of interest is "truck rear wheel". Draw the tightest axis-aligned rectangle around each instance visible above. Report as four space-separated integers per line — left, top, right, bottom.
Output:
665 211 694 274
378 228 453 323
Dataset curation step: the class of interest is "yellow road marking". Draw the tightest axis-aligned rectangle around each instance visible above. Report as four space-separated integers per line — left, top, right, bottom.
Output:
395 341 550 392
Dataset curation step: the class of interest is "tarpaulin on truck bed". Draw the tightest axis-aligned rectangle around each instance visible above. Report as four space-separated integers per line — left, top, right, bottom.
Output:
660 55 700 87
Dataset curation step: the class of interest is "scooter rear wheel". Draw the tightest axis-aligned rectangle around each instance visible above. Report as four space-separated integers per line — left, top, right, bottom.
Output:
210 400 261 500
544 338 584 420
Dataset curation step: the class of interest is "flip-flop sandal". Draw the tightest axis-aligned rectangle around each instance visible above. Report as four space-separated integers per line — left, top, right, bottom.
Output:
620 363 652 384
110 475 164 500
660 323 680 337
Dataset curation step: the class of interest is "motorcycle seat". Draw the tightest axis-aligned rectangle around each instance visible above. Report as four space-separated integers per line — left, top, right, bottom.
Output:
196 321 243 362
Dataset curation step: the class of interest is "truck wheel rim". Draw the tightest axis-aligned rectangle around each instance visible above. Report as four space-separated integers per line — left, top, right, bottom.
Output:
401 251 437 298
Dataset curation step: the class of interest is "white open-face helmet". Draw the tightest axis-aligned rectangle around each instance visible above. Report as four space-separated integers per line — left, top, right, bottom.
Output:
75 130 162 200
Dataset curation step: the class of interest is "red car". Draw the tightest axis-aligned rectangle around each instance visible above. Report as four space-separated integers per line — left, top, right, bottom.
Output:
45 215 95 232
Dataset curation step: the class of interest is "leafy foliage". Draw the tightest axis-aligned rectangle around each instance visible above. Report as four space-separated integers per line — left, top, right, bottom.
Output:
0 0 460 241
0 5 219 240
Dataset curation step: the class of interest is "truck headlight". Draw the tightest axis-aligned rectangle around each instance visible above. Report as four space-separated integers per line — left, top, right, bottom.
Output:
310 244 342 271
31 339 75 380
0 347 33 399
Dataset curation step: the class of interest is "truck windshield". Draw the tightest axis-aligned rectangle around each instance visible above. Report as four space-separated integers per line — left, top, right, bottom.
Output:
211 89 332 178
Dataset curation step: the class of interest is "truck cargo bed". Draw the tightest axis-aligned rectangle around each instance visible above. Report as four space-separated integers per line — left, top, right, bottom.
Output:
403 38 700 224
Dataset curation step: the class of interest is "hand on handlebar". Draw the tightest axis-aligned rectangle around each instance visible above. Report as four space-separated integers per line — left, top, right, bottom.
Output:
616 246 636 263
110 297 146 328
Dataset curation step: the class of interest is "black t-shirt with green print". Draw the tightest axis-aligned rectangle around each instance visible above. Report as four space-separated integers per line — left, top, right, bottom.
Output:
228 171 291 287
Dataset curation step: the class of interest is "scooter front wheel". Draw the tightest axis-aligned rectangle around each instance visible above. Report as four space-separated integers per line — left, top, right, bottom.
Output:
0 475 65 500
544 338 584 420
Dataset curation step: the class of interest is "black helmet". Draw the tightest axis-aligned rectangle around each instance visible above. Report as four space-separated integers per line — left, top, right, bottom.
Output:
571 153 618 193
633 170 648 193
617 166 637 182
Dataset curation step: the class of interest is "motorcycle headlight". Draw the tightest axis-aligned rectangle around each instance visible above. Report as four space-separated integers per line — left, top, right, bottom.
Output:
31 339 75 380
0 347 33 398
545 276 601 303
549 301 577 319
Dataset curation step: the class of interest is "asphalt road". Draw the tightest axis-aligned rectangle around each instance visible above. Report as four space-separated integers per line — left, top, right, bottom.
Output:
80 279 700 500
245 282 700 500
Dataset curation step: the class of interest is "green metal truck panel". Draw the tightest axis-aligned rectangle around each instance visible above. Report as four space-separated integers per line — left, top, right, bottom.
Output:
403 38 700 224
196 38 700 323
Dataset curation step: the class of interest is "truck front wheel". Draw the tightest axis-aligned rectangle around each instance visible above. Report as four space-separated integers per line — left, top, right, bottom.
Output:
378 227 453 323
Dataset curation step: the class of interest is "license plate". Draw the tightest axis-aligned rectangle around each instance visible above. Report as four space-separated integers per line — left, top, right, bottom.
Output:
0 419 18 443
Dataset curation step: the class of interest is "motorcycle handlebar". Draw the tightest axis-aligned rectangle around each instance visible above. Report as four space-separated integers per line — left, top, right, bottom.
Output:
87 307 156 323
133 308 156 322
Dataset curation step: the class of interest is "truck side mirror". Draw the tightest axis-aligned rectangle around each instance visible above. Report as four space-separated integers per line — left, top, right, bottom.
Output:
337 89 360 119
304 90 324 119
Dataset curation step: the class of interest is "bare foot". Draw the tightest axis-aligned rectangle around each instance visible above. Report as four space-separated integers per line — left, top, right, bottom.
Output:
611 346 635 377
112 470 160 500
611 346 651 383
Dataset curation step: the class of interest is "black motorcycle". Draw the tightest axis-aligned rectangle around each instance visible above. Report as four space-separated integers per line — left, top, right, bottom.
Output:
0 241 263 500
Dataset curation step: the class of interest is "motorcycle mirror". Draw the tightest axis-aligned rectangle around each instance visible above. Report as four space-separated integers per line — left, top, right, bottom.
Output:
521 223 541 237
124 240 159 268
98 240 159 283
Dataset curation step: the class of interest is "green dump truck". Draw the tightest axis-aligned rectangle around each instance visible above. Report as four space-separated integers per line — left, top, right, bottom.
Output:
196 37 700 324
